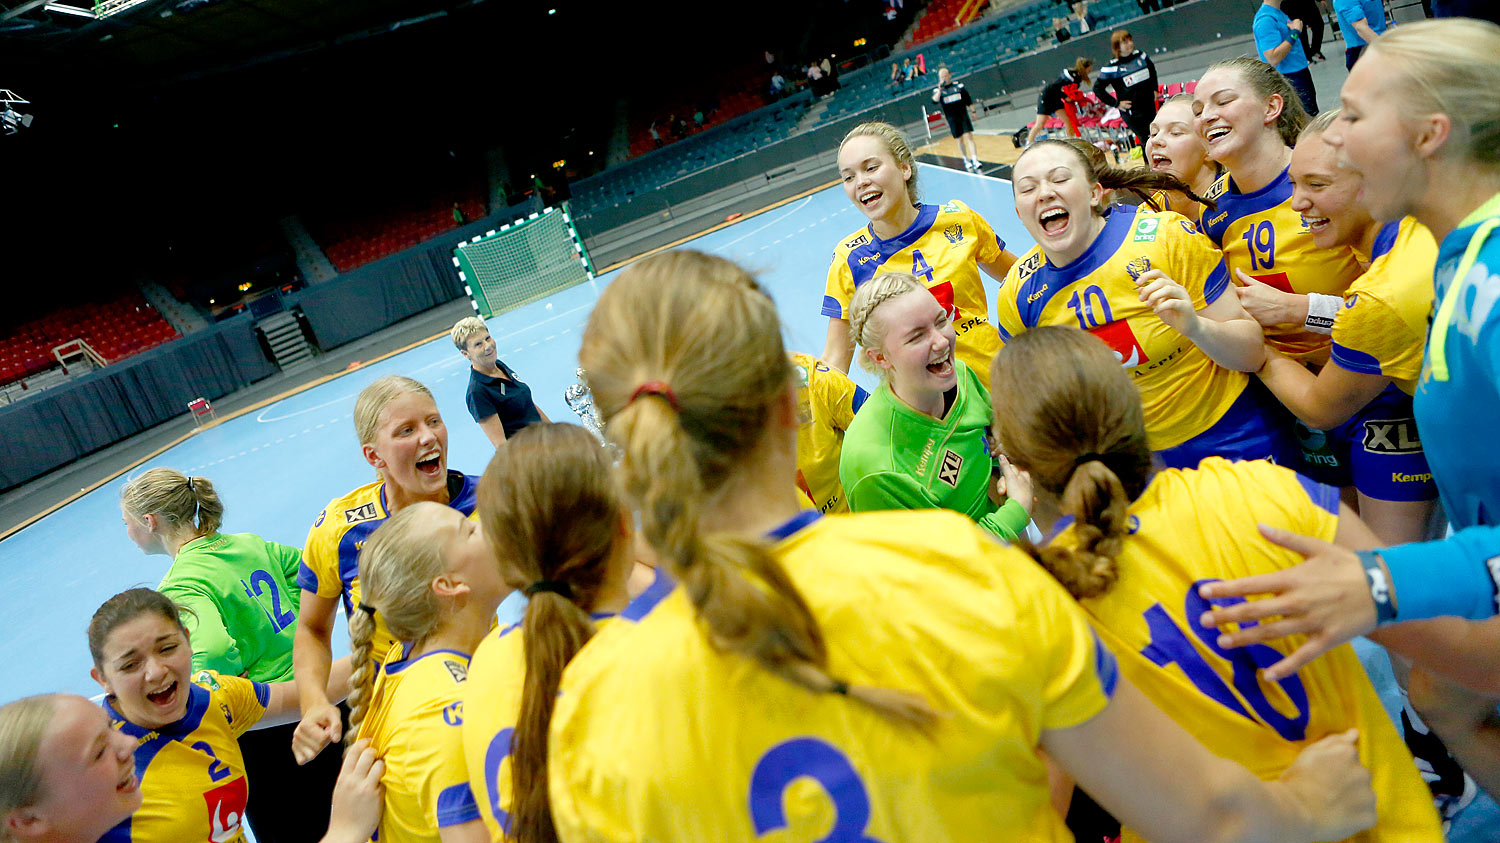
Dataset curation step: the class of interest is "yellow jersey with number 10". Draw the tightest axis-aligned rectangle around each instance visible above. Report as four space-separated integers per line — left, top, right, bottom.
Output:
549 509 1119 842
825 200 1007 388
1331 217 1439 396
995 206 1247 450
791 352 869 514
101 670 267 843
1200 167 1364 363
1054 458 1442 843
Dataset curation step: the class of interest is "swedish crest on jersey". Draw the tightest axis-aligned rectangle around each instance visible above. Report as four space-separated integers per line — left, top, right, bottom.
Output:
1124 256 1153 281
943 223 964 244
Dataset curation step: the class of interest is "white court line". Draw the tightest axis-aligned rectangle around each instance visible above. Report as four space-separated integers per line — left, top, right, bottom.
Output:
718 196 814 250
917 161 1013 186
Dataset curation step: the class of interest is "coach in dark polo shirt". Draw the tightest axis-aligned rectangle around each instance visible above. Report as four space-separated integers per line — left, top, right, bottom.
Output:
452 316 547 447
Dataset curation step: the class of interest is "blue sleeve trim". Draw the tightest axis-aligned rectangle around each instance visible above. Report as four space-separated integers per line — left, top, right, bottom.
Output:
1380 527 1500 622
1202 261 1231 305
1093 631 1120 697
1329 342 1385 376
995 233 1006 253
821 294 844 319
295 561 319 594
435 782 481 826
1295 474 1340 515
850 385 870 413
251 680 270 708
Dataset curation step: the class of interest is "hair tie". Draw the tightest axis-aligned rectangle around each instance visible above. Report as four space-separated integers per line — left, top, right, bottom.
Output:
628 381 680 413
357 603 378 617
1074 452 1106 468
186 477 195 491
829 678 850 696
524 580 575 600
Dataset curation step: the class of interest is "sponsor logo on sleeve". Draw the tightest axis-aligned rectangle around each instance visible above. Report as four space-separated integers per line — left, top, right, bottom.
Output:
1016 251 1043 281
1132 217 1160 242
344 502 379 524
938 450 964 487
443 659 469 683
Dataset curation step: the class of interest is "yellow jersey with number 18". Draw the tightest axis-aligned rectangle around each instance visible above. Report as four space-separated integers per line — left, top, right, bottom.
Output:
995 206 1247 450
1331 217 1439 396
355 644 481 843
1200 167 1364 363
1055 458 1442 843
101 670 267 843
825 200 1007 388
791 352 869 514
549 509 1119 842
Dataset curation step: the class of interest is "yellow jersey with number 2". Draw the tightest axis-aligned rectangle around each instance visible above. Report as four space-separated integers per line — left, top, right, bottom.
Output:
1054 458 1442 843
549 509 1119 842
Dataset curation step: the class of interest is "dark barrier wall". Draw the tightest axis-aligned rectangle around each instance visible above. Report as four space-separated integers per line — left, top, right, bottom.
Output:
0 315 277 490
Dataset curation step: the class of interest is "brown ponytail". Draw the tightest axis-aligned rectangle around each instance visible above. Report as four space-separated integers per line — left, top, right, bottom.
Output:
475 424 625 843
988 326 1153 599
581 250 934 726
1203 57 1309 149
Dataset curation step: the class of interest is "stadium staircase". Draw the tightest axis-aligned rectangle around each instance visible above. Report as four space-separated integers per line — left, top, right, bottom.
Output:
254 311 314 372
139 281 209 336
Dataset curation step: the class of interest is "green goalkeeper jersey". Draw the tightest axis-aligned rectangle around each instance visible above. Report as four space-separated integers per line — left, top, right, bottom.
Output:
839 361 1028 540
159 532 303 683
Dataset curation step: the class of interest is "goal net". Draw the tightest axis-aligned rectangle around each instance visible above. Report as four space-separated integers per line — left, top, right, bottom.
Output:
452 204 595 318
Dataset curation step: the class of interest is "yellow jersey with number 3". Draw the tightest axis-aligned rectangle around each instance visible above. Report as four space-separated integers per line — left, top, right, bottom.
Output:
1331 218 1439 396
549 509 1119 842
791 352 869 513
995 206 1247 450
101 670 267 843
1052 458 1442 843
825 200 1007 387
355 644 481 843
1200 167 1364 362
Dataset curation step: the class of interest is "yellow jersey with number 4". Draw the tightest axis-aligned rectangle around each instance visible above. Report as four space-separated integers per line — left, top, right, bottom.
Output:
996 206 1247 450
1200 167 1364 362
549 509 1119 842
825 200 1007 387
355 644 481 843
101 670 267 843
1053 458 1441 843
1331 217 1439 396
791 352 869 514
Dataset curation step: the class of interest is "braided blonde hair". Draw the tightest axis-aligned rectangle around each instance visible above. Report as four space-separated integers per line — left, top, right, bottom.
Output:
847 272 928 377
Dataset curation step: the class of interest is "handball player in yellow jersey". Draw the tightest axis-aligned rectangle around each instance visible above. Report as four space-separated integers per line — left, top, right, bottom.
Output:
546 249 1376 843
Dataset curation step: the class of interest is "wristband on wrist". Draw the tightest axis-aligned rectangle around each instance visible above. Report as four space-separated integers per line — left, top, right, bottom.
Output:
1357 550 1398 624
1304 293 1340 334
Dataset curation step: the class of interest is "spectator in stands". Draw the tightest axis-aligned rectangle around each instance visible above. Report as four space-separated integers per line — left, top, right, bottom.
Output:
902 57 916 81
890 61 904 90
1054 15 1073 42
1094 29 1159 148
1283 0 1329 62
649 121 662 147
452 317 548 448
770 72 788 97
451 202 465 225
1024 58 1093 146
1253 0 1319 114
1332 0 1385 69
1072 0 1098 33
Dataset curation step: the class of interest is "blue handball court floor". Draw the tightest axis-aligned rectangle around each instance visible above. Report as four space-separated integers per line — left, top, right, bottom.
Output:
3 165 1495 838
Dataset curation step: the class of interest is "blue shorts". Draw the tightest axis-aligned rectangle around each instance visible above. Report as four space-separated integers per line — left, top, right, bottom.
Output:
1155 380 1301 470
1295 384 1438 502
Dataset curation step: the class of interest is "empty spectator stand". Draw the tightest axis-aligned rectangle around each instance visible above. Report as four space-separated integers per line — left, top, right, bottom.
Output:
0 291 179 387
308 184 488 274
906 0 990 49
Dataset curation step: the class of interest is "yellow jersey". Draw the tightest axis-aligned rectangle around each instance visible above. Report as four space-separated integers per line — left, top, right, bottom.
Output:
1200 167 1364 362
101 670 267 843
462 570 675 840
297 471 480 664
791 352 869 513
824 200 1008 388
354 643 481 843
1054 458 1441 843
1331 218 1439 396
549 509 1118 842
996 206 1248 450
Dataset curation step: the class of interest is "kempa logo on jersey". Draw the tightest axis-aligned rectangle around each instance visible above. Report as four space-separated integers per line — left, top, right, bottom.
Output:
1026 283 1049 303
857 252 883 265
1206 211 1228 227
1363 419 1422 454
1391 471 1433 483
344 502 379 524
937 450 963 487
943 223 964 244
1132 217 1159 242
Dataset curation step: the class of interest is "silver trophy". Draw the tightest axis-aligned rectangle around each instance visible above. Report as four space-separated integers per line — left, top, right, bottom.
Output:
565 367 605 439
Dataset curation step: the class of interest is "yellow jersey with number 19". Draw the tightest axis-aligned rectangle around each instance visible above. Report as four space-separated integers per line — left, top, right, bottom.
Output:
825 200 1007 388
549 509 1119 842
101 670 267 843
1331 217 1439 396
995 206 1247 451
355 644 481 843
1054 458 1442 843
1200 167 1364 363
791 352 869 514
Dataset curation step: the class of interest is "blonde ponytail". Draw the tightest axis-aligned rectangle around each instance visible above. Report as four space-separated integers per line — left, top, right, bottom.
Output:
122 468 224 538
582 250 935 726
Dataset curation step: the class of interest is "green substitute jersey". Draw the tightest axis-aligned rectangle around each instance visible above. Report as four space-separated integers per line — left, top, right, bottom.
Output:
839 361 1029 540
158 532 302 683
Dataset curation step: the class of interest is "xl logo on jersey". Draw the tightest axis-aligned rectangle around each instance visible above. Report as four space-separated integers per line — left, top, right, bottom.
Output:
1089 319 1150 368
937 450 963 487
443 659 469 683
204 777 248 843
845 233 870 248
1015 251 1044 281
943 223 964 244
344 503 379 524
1124 256 1152 281
1363 419 1422 454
